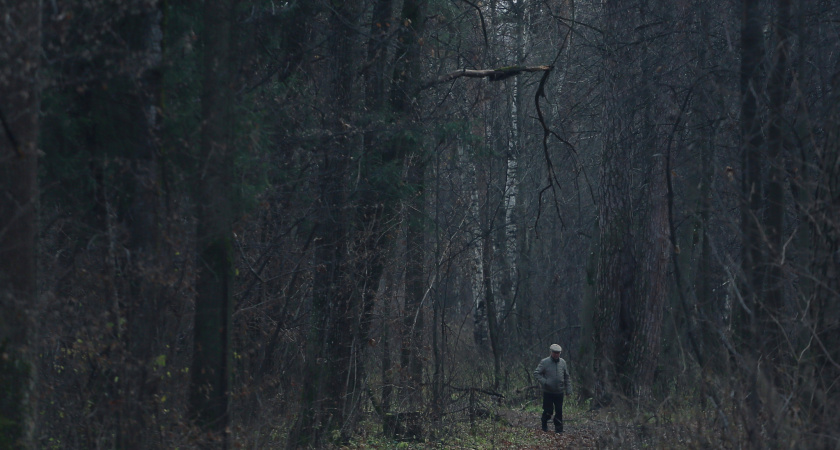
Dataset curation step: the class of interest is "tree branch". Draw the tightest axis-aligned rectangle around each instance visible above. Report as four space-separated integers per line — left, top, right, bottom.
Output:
0 105 21 157
418 65 552 92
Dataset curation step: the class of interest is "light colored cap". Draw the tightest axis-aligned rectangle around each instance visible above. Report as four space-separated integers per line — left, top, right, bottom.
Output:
549 344 562 353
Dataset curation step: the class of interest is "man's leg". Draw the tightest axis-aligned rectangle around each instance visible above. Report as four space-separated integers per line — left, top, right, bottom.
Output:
553 394 565 432
541 393 553 431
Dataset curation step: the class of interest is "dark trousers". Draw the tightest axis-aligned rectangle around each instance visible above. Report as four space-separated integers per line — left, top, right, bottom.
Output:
541 392 564 431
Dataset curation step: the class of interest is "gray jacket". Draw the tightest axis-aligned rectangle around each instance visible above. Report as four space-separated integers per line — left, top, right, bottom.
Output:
534 356 572 395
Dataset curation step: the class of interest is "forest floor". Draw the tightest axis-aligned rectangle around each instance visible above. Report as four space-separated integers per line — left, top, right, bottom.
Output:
334 404 667 449
493 407 653 449
494 407 604 448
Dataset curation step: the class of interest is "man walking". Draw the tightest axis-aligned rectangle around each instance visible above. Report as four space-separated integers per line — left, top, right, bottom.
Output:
534 344 572 433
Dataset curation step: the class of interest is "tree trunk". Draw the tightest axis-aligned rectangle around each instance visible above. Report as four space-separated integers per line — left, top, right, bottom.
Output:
190 0 234 445
593 0 637 404
693 1 716 360
738 1 766 446
0 1 41 447
501 1 525 326
593 0 672 401
627 141 670 398
763 0 792 365
123 5 165 447
482 228 503 389
402 155 426 405
361 0 398 417
466 145 489 346
738 0 766 344
624 0 671 399
394 0 427 411
810 50 840 449
289 2 358 446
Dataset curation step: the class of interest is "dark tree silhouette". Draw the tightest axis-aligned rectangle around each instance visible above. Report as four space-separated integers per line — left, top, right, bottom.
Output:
0 1 41 446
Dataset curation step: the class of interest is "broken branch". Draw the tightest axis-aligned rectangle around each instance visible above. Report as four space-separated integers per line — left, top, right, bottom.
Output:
419 65 552 91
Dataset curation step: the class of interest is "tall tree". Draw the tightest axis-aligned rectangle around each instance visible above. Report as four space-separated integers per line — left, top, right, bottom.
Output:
121 4 166 446
763 0 792 364
593 0 639 403
0 1 41 446
593 0 671 401
394 0 428 409
288 1 360 446
190 0 235 444
807 34 840 449
738 0 765 345
361 0 398 416
624 0 672 399
737 2 767 443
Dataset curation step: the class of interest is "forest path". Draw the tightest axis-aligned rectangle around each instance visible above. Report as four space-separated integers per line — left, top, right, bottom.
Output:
494 408 601 448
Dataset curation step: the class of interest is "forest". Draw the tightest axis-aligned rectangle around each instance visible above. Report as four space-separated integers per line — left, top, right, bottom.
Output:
1 0 839 448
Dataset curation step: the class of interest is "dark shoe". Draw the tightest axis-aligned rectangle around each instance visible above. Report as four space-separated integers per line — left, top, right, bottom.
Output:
541 421 548 432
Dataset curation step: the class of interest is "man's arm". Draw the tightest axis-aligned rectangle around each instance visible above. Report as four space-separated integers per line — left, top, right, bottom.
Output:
533 360 546 385
564 362 572 395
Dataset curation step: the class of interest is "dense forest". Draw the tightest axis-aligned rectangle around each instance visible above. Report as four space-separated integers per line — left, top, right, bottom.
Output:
1 0 839 448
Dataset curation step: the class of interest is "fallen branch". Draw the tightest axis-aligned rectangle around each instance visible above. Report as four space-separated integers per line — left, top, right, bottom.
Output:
419 65 552 91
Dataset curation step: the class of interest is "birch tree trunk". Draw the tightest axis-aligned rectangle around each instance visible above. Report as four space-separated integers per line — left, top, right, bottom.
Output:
465 144 489 346
502 2 526 319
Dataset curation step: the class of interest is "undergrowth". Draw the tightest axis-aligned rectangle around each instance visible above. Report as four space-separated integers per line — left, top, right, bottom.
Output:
324 396 590 449
330 416 548 449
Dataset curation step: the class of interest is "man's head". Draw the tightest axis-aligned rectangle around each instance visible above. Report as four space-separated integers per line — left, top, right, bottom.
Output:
549 343 562 360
